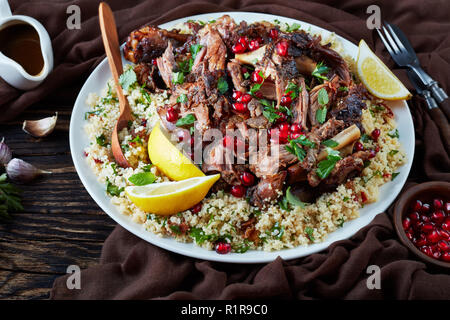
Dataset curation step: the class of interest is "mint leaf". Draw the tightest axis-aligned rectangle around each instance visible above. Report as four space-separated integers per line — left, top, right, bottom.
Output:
119 68 137 90
286 187 306 208
322 139 339 148
176 114 196 127
190 44 203 59
311 62 329 81
106 180 124 196
172 72 184 85
316 106 327 124
177 94 188 104
305 227 315 241
128 172 156 186
217 77 229 94
317 88 329 106
316 148 342 179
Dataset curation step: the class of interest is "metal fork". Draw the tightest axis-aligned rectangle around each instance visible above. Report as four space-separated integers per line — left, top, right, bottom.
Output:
376 21 448 104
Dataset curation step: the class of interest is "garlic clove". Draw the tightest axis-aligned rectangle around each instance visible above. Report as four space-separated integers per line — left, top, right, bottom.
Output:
0 137 12 165
6 158 51 184
22 112 58 138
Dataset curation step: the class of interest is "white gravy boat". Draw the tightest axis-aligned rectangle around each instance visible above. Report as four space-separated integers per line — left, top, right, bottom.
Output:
0 0 53 90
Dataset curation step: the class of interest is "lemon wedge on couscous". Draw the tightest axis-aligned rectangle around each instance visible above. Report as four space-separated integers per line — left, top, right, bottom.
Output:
356 39 411 100
125 174 220 215
147 122 204 181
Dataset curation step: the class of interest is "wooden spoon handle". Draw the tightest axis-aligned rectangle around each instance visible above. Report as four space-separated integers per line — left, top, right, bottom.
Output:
98 2 128 114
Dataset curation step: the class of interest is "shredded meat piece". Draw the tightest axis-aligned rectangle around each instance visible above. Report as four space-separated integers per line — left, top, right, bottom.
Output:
197 24 227 72
227 61 246 92
240 217 259 242
291 77 309 129
124 25 188 63
246 115 268 129
156 42 176 88
249 171 287 208
330 84 368 128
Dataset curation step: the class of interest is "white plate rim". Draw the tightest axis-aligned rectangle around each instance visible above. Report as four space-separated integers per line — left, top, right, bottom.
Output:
69 11 415 263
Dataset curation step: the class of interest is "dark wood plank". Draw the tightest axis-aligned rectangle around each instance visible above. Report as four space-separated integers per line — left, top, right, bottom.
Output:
0 270 57 300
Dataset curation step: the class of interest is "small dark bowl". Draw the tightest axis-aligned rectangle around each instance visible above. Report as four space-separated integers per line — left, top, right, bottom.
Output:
393 181 450 269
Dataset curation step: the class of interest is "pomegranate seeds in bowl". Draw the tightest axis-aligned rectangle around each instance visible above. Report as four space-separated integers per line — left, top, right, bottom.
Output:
403 197 450 263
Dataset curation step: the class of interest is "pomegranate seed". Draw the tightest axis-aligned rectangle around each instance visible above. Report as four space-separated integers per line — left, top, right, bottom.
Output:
431 210 446 224
232 90 243 100
254 91 263 99
232 43 246 54
223 136 234 149
269 28 278 40
432 249 441 259
240 172 255 186
151 59 157 66
405 230 414 241
83 151 89 157
421 203 431 214
290 123 302 133
276 41 289 56
215 242 231 254
141 119 147 127
442 218 450 232
238 36 249 48
274 112 287 124
230 185 246 198
445 202 450 214
280 95 292 106
412 200 423 212
442 252 450 262
251 70 264 84
354 141 364 152
415 233 427 247
232 102 248 113
421 215 431 223
409 211 420 222
279 122 290 134
433 199 443 210
427 230 440 244
368 149 377 158
420 245 433 257
248 39 260 51
437 229 450 241
289 132 301 140
240 93 252 103
422 222 434 233
166 107 178 122
94 158 103 164
402 217 411 230
375 146 380 153
371 128 381 142
361 191 368 203
191 202 202 214
438 240 450 252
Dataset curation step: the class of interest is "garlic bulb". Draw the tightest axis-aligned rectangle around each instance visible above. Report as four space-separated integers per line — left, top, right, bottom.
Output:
22 113 58 138
6 158 51 183
0 138 12 165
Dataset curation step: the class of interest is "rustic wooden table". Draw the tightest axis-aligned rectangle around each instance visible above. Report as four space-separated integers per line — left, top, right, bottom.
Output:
0 82 116 299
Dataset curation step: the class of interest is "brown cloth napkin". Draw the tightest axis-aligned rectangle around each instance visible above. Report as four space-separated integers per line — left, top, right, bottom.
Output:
4 0 446 299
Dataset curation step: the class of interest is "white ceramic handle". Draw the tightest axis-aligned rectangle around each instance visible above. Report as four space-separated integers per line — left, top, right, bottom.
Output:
0 0 12 19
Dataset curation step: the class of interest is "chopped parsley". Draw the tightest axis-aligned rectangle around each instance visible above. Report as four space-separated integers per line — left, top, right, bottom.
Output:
85 107 104 120
140 85 152 103
337 217 345 228
391 172 400 181
128 172 156 186
106 179 124 196
305 227 315 241
130 135 143 144
96 134 108 147
338 86 349 92
387 129 399 139
269 222 284 239
142 164 152 172
360 133 371 143
285 82 301 99
110 163 118 175
285 22 301 32
285 135 315 162
388 150 399 156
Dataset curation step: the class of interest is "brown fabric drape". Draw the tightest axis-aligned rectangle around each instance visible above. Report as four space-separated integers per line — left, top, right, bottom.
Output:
3 0 448 299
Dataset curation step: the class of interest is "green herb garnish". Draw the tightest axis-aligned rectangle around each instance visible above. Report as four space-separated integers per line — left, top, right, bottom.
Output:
176 114 196 127
305 227 315 241
106 179 124 196
322 139 339 148
316 147 341 179
172 72 184 85
311 62 329 81
286 186 306 208
119 68 137 90
217 77 229 94
177 94 188 104
0 173 23 222
128 172 156 186
96 134 108 147
387 129 399 139
391 172 400 180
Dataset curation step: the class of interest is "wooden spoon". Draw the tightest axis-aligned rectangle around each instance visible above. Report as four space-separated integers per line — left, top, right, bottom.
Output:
98 2 134 168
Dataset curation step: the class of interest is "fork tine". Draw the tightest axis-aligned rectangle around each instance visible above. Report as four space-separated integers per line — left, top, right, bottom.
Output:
384 22 407 53
376 28 396 57
381 25 400 54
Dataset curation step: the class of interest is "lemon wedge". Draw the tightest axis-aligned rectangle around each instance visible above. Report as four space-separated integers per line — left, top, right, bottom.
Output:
148 122 204 181
356 39 411 100
125 174 220 215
